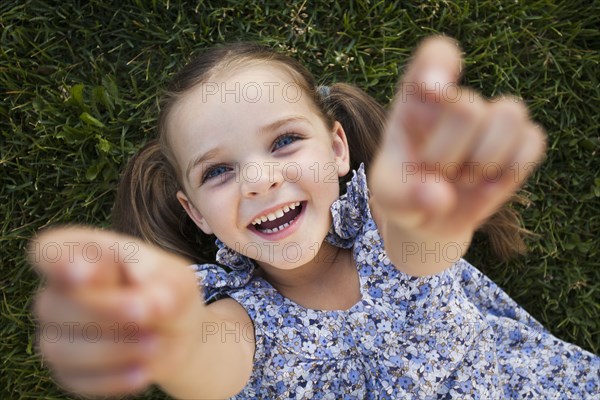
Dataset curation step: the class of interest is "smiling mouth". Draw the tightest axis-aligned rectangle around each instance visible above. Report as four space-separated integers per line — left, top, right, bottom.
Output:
249 202 304 234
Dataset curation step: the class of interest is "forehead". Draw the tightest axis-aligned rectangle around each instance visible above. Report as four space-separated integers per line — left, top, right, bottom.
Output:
167 63 318 174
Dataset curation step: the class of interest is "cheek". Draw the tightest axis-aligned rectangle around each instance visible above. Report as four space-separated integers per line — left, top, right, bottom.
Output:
293 147 339 182
196 191 232 224
296 162 340 208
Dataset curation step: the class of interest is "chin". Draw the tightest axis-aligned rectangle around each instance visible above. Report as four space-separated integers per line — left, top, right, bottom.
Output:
258 255 311 271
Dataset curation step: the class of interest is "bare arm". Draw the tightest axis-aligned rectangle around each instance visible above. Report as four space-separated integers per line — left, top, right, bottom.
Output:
368 37 546 276
157 298 255 399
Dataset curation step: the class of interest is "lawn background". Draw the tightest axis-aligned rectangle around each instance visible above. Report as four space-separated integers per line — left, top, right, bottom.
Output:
1 0 599 398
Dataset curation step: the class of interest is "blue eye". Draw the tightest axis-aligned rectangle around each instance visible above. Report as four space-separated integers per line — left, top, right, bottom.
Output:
202 165 230 183
272 133 301 151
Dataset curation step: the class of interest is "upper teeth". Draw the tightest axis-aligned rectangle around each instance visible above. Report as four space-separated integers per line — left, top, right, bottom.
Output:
252 202 300 225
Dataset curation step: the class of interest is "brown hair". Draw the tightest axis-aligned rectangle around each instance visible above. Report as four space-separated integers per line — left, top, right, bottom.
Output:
111 42 529 263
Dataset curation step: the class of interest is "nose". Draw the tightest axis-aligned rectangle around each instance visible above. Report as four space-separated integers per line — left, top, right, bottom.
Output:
240 161 283 197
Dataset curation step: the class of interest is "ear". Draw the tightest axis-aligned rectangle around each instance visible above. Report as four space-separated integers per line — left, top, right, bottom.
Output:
331 121 350 177
176 190 213 235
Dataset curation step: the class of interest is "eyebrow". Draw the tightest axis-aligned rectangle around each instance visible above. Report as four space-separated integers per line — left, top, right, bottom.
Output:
186 115 312 181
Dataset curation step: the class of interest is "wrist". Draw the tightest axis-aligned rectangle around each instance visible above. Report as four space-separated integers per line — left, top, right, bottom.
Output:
383 223 473 277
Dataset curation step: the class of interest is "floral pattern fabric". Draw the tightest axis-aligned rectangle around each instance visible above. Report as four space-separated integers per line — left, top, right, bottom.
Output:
192 164 600 399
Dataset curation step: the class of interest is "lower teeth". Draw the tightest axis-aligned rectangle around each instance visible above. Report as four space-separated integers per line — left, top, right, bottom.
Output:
262 221 290 234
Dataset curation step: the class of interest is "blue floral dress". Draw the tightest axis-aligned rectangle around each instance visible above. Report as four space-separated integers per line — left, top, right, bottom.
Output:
192 164 600 399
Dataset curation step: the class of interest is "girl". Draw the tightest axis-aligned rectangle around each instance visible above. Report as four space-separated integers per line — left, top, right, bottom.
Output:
31 37 599 399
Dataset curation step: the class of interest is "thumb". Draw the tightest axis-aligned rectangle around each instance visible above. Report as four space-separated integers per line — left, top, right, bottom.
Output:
369 148 457 230
68 260 200 331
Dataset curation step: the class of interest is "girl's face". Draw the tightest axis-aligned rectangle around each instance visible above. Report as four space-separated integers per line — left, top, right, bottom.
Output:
169 63 350 270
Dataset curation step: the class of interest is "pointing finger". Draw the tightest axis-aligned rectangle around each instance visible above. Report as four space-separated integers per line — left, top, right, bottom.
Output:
394 36 464 150
28 225 126 288
401 35 463 99
28 225 186 290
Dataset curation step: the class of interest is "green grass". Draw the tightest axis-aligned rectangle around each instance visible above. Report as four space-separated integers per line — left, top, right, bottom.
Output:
1 0 599 398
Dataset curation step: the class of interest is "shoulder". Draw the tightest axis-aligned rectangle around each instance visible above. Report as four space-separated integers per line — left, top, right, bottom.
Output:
207 296 254 327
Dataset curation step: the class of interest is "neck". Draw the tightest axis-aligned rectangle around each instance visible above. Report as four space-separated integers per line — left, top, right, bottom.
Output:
255 241 360 310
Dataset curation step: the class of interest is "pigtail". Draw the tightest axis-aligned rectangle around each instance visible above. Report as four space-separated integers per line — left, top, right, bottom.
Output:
111 140 216 264
323 83 530 262
324 83 386 186
477 196 531 260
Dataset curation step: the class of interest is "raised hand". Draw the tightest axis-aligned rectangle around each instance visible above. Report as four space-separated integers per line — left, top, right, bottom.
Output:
29 225 205 397
368 36 547 275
